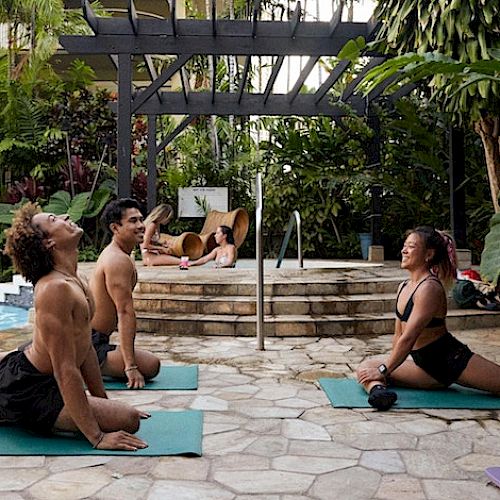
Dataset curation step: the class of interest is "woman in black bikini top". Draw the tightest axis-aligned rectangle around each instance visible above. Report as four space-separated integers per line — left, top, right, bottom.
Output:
395 276 445 328
357 225 500 411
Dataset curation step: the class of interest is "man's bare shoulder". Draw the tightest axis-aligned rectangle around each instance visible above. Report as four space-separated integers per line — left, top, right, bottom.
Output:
96 243 135 277
35 275 76 309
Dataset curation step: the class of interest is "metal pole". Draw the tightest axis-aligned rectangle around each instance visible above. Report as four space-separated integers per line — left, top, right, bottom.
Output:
295 210 303 268
256 172 265 351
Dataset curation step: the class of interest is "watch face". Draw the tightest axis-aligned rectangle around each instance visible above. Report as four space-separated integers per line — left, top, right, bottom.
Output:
378 364 387 374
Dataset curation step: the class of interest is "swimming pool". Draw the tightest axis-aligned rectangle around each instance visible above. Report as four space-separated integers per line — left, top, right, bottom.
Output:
0 304 29 330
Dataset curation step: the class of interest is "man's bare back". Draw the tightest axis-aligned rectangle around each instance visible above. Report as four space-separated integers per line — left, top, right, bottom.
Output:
26 270 95 375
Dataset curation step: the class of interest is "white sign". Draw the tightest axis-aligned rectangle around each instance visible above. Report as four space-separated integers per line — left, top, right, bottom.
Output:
178 187 229 218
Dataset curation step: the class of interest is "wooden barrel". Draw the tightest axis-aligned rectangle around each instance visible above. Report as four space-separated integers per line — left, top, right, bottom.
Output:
199 208 249 250
159 232 204 259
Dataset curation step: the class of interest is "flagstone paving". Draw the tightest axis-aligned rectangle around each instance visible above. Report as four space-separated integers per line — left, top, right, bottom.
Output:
2 328 500 499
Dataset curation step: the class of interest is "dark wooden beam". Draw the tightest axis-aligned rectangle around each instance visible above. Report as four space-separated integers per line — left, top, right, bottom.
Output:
288 56 319 103
314 59 350 103
61 24 369 56
117 54 132 198
252 0 260 37
212 0 217 36
237 56 251 103
366 73 398 102
289 1 301 38
156 115 196 153
132 54 191 113
128 91 365 116
128 0 138 35
170 0 177 37
147 114 157 212
328 3 343 37
263 56 285 104
82 0 98 34
180 67 190 103
61 18 367 39
341 57 385 102
389 82 417 102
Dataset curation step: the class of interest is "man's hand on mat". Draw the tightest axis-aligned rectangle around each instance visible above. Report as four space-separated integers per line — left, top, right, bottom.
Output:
126 367 145 389
357 366 385 385
97 431 148 451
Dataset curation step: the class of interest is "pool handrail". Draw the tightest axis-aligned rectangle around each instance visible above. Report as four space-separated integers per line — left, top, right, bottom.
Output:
255 172 265 351
276 210 303 269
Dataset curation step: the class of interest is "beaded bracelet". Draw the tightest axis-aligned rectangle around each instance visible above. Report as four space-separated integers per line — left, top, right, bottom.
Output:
93 432 105 449
125 365 138 373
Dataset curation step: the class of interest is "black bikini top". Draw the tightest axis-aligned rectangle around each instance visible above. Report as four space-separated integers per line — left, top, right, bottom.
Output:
396 275 445 327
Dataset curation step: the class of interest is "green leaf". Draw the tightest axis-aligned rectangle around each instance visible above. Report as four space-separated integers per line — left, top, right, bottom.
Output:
83 187 112 219
337 37 366 62
44 191 71 215
480 213 500 287
67 193 91 223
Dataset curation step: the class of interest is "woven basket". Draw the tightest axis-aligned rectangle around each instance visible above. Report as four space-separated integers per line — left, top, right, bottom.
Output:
159 232 204 259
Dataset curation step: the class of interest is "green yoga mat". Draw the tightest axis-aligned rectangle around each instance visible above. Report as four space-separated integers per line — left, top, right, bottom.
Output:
0 410 203 456
319 377 500 409
103 365 198 390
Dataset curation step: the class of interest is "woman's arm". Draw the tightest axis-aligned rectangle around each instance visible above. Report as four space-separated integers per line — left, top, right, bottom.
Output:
142 222 169 253
190 248 217 267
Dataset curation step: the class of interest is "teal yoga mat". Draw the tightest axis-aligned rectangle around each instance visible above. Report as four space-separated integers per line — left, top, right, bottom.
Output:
319 377 500 409
0 410 203 456
104 365 198 390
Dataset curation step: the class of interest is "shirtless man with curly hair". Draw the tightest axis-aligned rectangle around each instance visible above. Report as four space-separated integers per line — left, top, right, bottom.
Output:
1 203 148 450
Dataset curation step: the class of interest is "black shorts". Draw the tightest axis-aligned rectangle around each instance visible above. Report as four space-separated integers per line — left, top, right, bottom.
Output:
410 332 474 386
91 330 117 366
0 351 64 434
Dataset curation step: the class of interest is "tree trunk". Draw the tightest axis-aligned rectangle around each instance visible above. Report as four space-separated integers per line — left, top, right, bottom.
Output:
474 115 500 214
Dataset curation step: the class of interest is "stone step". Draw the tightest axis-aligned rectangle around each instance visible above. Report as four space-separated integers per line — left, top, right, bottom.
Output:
133 292 466 317
136 308 500 337
133 292 396 316
135 276 402 297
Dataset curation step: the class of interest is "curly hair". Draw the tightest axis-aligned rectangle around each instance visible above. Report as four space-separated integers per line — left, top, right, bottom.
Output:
4 202 54 285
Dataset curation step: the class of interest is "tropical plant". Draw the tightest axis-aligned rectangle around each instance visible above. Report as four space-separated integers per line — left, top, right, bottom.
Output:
480 212 500 287
356 0 500 212
261 114 373 258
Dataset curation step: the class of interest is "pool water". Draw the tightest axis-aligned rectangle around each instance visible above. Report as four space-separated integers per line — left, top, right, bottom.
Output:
0 304 29 331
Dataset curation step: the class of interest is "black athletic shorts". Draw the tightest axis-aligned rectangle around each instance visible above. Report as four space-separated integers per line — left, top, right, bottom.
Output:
410 331 474 386
0 351 64 434
91 330 117 366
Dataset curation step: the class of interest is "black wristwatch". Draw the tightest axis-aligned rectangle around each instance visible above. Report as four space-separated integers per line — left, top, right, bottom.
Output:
377 363 388 376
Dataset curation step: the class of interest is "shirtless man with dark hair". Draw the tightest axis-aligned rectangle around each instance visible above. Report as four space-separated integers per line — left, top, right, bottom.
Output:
1 203 147 450
90 198 160 389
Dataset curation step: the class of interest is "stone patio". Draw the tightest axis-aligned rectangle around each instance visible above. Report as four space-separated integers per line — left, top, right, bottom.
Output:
1 327 500 499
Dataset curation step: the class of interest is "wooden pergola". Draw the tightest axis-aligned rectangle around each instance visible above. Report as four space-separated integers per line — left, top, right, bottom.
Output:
59 0 467 248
